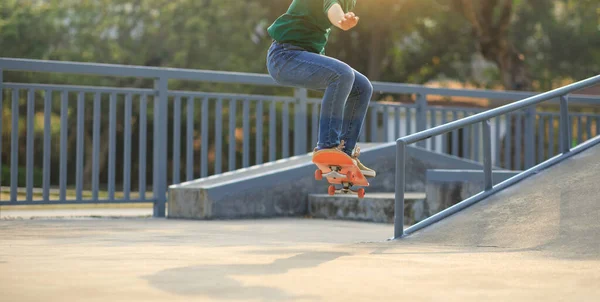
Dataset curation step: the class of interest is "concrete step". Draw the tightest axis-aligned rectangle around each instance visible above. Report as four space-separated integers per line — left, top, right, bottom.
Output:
308 192 426 225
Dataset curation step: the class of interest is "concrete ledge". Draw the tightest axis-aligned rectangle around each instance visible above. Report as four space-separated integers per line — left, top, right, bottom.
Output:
308 192 426 225
424 169 522 217
167 142 487 220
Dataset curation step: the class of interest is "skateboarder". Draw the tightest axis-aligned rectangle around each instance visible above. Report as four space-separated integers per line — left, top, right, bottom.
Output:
266 0 376 178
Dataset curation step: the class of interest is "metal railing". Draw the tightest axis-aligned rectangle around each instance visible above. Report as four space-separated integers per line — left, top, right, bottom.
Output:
1 58 599 217
393 74 600 239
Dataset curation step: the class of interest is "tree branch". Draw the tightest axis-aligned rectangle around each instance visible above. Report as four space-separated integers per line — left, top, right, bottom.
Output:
452 0 484 37
496 0 513 35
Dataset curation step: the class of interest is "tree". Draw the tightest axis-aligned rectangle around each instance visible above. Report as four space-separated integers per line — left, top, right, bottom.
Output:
449 0 531 91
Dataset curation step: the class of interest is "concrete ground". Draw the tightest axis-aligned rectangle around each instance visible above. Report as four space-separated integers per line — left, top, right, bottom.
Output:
1 142 599 301
1 217 598 302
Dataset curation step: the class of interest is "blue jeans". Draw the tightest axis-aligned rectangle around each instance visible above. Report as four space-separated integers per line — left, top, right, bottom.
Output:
266 41 373 156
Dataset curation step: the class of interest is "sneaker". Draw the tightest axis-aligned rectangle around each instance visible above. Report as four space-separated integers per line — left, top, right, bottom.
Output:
352 146 376 178
313 140 348 154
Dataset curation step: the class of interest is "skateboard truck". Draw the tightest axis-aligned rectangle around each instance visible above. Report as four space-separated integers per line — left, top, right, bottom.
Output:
316 166 365 198
329 182 365 198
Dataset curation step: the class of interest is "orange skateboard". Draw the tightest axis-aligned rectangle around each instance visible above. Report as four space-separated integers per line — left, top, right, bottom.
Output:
312 149 369 199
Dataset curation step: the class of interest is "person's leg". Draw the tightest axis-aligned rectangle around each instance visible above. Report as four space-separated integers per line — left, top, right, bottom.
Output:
266 41 355 150
340 69 376 177
339 69 373 156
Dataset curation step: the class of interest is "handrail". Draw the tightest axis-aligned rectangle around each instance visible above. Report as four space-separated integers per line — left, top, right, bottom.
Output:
0 57 598 104
393 74 600 240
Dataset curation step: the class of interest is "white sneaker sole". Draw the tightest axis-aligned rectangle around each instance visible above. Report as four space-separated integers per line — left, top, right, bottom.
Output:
361 170 376 178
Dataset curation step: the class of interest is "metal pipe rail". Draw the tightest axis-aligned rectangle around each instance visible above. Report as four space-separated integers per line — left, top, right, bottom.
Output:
0 58 597 105
393 74 600 239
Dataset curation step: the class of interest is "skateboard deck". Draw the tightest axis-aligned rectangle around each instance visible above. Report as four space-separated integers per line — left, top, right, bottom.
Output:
312 149 369 198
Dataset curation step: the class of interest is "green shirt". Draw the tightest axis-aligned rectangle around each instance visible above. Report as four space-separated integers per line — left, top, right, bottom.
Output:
267 0 356 55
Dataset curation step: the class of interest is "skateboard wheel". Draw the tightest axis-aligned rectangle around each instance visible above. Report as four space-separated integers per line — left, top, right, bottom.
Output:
315 169 323 180
328 185 336 196
357 188 365 199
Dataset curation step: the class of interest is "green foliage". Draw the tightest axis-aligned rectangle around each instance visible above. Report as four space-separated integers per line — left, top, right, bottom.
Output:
1 0 597 88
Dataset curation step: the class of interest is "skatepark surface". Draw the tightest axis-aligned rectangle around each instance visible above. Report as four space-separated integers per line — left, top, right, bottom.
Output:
1 145 600 301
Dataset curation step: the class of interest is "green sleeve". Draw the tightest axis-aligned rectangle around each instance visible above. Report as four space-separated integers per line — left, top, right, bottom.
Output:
323 0 340 14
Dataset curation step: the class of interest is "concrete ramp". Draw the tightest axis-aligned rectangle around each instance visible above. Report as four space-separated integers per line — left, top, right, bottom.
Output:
167 143 486 220
405 143 600 260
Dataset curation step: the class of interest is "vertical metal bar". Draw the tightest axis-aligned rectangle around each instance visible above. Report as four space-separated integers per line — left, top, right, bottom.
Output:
406 107 412 135
494 115 500 166
138 94 147 200
269 101 276 161
43 90 52 202
473 123 480 162
515 113 522 170
75 92 85 201
255 100 262 165
0 69 3 199
108 93 116 200
577 115 582 144
229 99 237 171
537 114 544 164
524 107 536 168
186 97 194 180
243 99 250 168
482 120 493 191
312 103 318 149
172 95 181 185
451 111 458 156
537 114 546 163
559 95 571 153
215 98 223 173
59 91 68 201
504 114 511 169
462 111 469 159
441 109 448 154
282 102 289 158
370 106 377 142
10 89 19 202
294 88 307 155
201 97 209 177
394 107 400 139
394 140 406 239
25 89 35 202
153 77 168 216
92 93 100 201
383 106 389 142
431 109 437 150
415 93 427 147
548 115 555 158
122 93 131 200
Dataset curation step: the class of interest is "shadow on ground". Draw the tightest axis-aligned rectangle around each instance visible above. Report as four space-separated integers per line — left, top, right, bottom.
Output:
143 251 348 301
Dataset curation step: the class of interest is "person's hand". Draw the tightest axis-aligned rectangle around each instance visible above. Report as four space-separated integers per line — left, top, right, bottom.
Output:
337 12 359 31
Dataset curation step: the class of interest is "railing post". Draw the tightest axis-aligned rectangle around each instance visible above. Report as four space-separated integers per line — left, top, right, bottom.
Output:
559 95 571 154
153 77 168 217
294 88 308 155
524 106 536 168
394 139 407 239
482 120 493 191
0 68 3 196
416 93 427 148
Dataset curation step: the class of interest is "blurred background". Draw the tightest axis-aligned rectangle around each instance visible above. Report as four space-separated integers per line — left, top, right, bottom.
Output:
2 0 598 89
1 0 599 196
